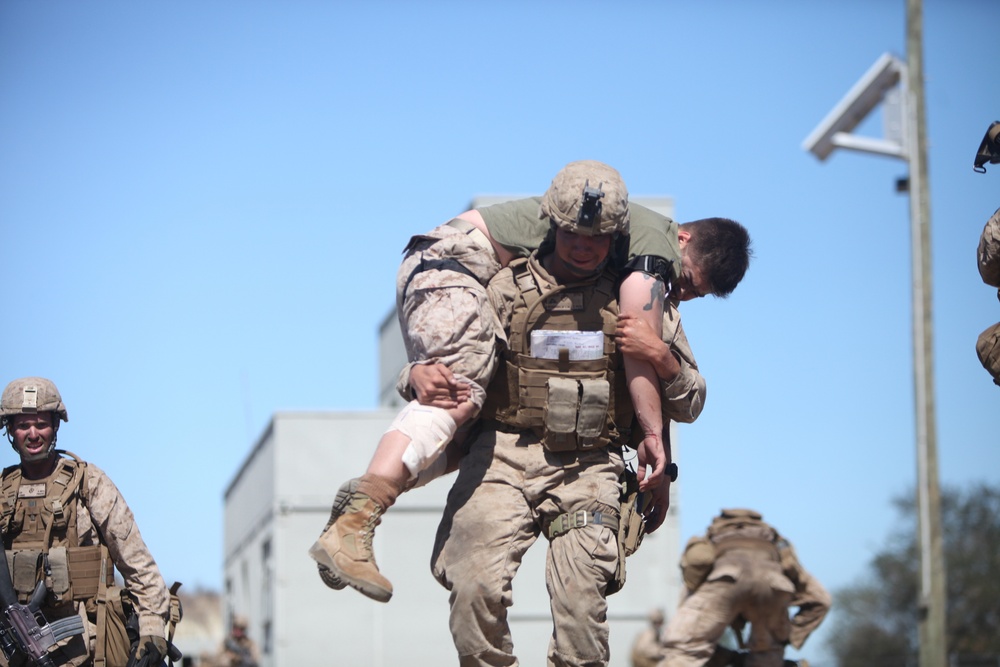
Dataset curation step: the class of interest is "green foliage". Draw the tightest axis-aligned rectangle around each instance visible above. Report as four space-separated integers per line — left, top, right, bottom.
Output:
827 483 1000 667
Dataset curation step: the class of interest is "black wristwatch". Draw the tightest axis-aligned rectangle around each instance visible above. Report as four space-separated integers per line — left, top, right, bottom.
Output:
666 462 678 482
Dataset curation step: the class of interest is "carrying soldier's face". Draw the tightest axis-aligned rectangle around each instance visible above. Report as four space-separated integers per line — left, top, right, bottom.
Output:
8 412 57 463
551 228 613 278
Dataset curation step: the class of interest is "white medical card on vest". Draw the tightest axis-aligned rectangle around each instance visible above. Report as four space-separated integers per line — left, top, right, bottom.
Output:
529 330 604 360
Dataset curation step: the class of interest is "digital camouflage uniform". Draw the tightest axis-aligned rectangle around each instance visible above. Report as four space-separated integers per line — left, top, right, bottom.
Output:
661 510 830 667
658 302 705 424
2 459 171 666
431 251 628 667
395 219 505 410
974 121 1000 385
976 207 1000 385
206 620 259 667
394 200 682 408
431 161 649 666
0 378 170 667
630 609 666 667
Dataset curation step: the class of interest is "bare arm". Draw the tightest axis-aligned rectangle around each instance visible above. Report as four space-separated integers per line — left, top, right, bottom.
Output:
617 304 706 424
615 314 679 381
643 427 672 534
618 271 666 491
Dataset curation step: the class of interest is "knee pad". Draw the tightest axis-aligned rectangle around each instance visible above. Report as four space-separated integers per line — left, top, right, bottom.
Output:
389 401 458 480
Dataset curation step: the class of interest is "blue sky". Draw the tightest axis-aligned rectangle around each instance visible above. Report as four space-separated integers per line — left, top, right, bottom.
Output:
2 1 998 663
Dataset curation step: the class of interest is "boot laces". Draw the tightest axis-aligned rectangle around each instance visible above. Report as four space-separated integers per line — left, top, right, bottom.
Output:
360 504 385 562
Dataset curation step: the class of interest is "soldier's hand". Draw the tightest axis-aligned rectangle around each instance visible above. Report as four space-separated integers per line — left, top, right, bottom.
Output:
410 363 470 408
615 314 662 363
130 635 168 667
617 314 680 382
643 474 671 534
636 432 665 491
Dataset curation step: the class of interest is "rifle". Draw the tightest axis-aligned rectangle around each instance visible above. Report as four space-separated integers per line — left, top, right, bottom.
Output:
0 542 86 667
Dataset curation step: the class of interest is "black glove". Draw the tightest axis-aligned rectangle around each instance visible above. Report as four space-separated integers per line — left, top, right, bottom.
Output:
129 635 168 667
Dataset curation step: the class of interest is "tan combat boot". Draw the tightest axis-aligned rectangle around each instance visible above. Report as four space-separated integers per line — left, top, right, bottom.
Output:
309 492 393 602
313 478 361 590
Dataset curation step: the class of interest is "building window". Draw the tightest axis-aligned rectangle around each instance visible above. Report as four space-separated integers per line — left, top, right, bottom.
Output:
261 537 273 655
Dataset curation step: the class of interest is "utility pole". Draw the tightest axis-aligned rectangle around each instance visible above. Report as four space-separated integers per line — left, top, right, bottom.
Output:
906 1 948 665
803 1 947 664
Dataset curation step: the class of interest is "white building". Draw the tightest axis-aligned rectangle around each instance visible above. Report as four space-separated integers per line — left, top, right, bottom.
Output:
223 197 684 667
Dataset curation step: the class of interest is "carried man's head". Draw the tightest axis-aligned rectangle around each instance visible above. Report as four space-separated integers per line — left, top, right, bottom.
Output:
674 218 753 302
1 377 68 467
539 160 630 280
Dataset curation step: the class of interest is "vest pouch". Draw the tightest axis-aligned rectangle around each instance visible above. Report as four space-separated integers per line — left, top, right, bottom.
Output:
69 546 113 601
680 535 716 592
543 377 580 452
576 379 609 449
517 354 608 428
93 585 136 667
9 550 43 603
45 547 72 604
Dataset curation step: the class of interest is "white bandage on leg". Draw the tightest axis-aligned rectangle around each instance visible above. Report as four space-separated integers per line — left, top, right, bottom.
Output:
389 401 458 480
409 452 449 489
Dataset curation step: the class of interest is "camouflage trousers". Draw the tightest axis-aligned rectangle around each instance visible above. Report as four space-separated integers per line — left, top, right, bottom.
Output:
394 221 503 406
661 555 794 667
431 428 623 667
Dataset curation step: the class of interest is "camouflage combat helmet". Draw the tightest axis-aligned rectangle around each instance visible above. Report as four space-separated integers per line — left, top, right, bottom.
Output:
539 160 630 236
1 377 69 426
2 377 67 461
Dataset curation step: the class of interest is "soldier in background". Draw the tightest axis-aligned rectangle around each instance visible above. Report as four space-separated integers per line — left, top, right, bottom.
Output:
631 608 667 667
660 509 830 667
206 616 258 667
973 120 1000 386
0 377 174 666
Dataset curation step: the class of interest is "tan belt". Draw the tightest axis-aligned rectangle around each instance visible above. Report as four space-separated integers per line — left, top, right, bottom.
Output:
446 218 493 253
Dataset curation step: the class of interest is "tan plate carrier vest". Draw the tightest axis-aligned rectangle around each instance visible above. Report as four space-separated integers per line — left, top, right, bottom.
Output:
0 451 114 609
481 257 635 451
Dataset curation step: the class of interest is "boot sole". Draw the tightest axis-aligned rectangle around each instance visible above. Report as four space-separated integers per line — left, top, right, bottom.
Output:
317 563 347 590
308 540 393 603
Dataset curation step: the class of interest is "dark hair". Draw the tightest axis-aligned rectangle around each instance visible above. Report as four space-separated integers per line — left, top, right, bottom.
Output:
679 218 752 297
